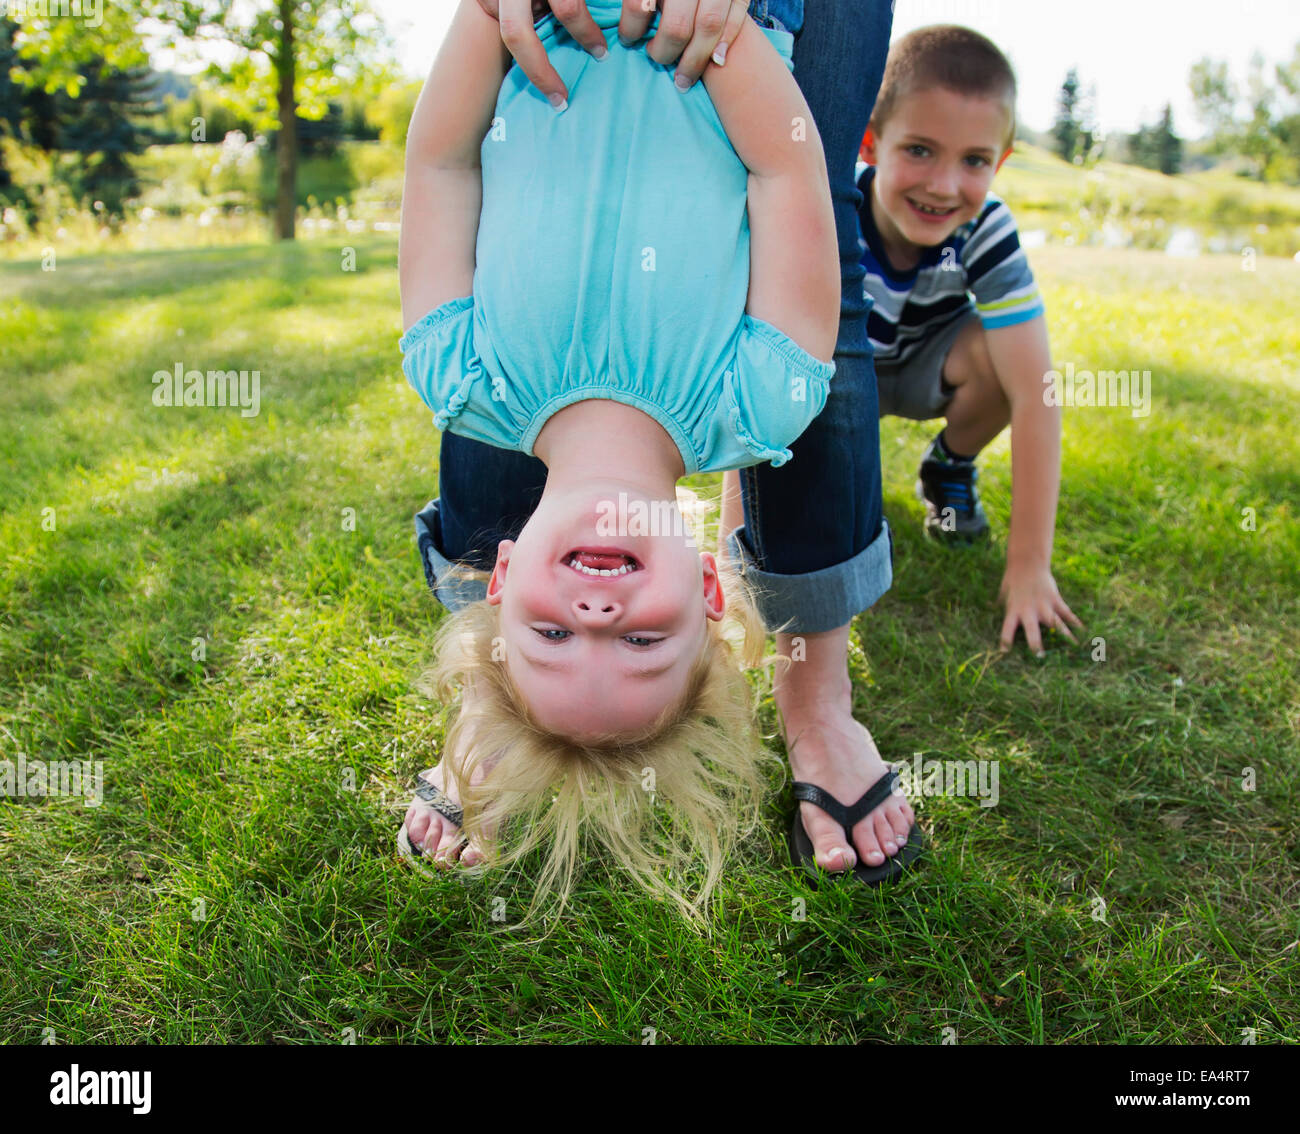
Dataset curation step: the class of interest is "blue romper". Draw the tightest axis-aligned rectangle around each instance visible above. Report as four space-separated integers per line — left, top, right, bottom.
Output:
399 1 835 475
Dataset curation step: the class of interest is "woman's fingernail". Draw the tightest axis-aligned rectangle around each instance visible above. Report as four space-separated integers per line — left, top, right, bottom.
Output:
712 41 728 65
674 71 692 92
593 44 608 61
547 92 568 113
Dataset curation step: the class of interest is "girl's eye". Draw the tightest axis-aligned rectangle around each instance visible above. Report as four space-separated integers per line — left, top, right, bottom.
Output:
966 155 989 167
907 144 929 158
532 628 661 647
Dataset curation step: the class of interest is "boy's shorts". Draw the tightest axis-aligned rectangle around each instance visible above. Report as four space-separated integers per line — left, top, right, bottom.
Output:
874 307 980 421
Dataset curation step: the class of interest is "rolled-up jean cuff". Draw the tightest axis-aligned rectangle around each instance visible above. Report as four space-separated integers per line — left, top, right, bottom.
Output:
414 498 489 613
725 517 893 635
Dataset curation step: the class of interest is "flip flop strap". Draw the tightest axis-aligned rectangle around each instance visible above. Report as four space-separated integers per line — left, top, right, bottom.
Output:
792 770 899 830
414 778 464 828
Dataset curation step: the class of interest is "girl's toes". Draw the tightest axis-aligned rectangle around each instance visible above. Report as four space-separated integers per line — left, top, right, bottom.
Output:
407 810 436 854
435 824 466 862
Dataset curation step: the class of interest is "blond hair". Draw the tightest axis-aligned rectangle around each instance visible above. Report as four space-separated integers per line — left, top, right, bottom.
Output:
415 499 787 931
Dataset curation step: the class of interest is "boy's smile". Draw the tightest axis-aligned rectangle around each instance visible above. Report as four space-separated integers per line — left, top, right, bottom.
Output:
863 85 1013 271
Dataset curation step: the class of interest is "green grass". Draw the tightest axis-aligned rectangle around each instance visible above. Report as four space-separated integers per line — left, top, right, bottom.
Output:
1 239 1297 1044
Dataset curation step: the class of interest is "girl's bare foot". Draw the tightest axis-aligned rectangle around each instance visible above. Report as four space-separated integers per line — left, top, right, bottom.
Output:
399 683 494 869
401 761 487 867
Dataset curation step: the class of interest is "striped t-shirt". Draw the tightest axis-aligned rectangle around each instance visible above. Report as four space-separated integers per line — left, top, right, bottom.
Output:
855 163 1044 367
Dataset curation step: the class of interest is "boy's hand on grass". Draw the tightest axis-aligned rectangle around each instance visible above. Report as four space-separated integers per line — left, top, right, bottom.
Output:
476 0 746 108
998 561 1082 658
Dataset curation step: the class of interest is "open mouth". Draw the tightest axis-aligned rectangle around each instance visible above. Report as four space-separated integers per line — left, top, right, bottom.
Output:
907 197 957 219
563 548 643 578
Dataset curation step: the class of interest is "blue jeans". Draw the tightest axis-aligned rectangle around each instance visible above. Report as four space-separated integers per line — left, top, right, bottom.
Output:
416 0 895 633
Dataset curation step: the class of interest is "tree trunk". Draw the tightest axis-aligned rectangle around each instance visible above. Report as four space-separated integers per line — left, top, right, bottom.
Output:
274 0 297 241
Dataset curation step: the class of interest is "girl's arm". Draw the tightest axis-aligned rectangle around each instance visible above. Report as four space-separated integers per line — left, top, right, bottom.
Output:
700 16 839 364
400 0 514 332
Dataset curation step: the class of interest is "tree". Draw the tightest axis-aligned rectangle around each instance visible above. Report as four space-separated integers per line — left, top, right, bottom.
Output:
6 0 151 211
1190 43 1300 183
1128 104 1183 176
11 2 397 233
1189 58 1236 145
1154 104 1183 175
0 18 22 199
1053 68 1082 164
55 61 169 216
155 1 391 240
8 2 150 92
1076 80 1102 167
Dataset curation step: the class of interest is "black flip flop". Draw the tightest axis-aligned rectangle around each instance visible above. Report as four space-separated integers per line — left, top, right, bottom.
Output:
788 769 925 885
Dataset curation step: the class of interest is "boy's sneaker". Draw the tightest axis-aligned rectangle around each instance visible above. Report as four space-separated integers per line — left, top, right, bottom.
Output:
916 440 989 543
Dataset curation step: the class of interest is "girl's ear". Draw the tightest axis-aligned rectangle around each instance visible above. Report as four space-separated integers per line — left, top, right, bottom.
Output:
698 553 726 622
486 539 514 605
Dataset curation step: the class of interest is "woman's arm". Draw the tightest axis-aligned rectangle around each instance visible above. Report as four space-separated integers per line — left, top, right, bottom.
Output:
700 16 839 364
399 0 514 332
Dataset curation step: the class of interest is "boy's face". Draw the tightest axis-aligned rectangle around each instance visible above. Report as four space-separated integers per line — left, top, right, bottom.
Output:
864 85 1013 253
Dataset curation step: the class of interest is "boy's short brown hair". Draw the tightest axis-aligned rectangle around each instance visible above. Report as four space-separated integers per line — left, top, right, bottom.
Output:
870 25 1018 152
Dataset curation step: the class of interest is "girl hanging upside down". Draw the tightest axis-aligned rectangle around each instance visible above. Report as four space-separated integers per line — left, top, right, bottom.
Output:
396 0 839 924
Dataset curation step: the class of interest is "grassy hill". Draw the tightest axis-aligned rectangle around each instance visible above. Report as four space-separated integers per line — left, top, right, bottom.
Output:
996 143 1300 257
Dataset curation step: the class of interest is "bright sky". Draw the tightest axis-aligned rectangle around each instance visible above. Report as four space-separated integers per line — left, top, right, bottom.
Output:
375 0 1299 140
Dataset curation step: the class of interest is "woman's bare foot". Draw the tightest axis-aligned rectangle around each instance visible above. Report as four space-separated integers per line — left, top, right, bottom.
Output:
775 626 916 872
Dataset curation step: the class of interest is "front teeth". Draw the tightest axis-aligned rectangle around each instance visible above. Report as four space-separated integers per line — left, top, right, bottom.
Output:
913 200 952 215
567 556 637 577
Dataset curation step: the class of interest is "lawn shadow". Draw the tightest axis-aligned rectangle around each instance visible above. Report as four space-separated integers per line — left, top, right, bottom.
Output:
0 236 397 309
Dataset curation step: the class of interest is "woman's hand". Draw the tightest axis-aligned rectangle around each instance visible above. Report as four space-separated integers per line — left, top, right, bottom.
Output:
474 0 748 108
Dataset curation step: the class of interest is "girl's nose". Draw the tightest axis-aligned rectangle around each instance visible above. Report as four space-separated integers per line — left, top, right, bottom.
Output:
572 597 622 623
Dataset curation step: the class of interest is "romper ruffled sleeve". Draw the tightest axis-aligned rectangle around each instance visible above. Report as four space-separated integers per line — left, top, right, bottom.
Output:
399 296 483 432
704 314 835 471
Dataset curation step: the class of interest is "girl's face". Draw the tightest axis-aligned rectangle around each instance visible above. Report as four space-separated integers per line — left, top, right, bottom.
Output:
485 483 725 743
